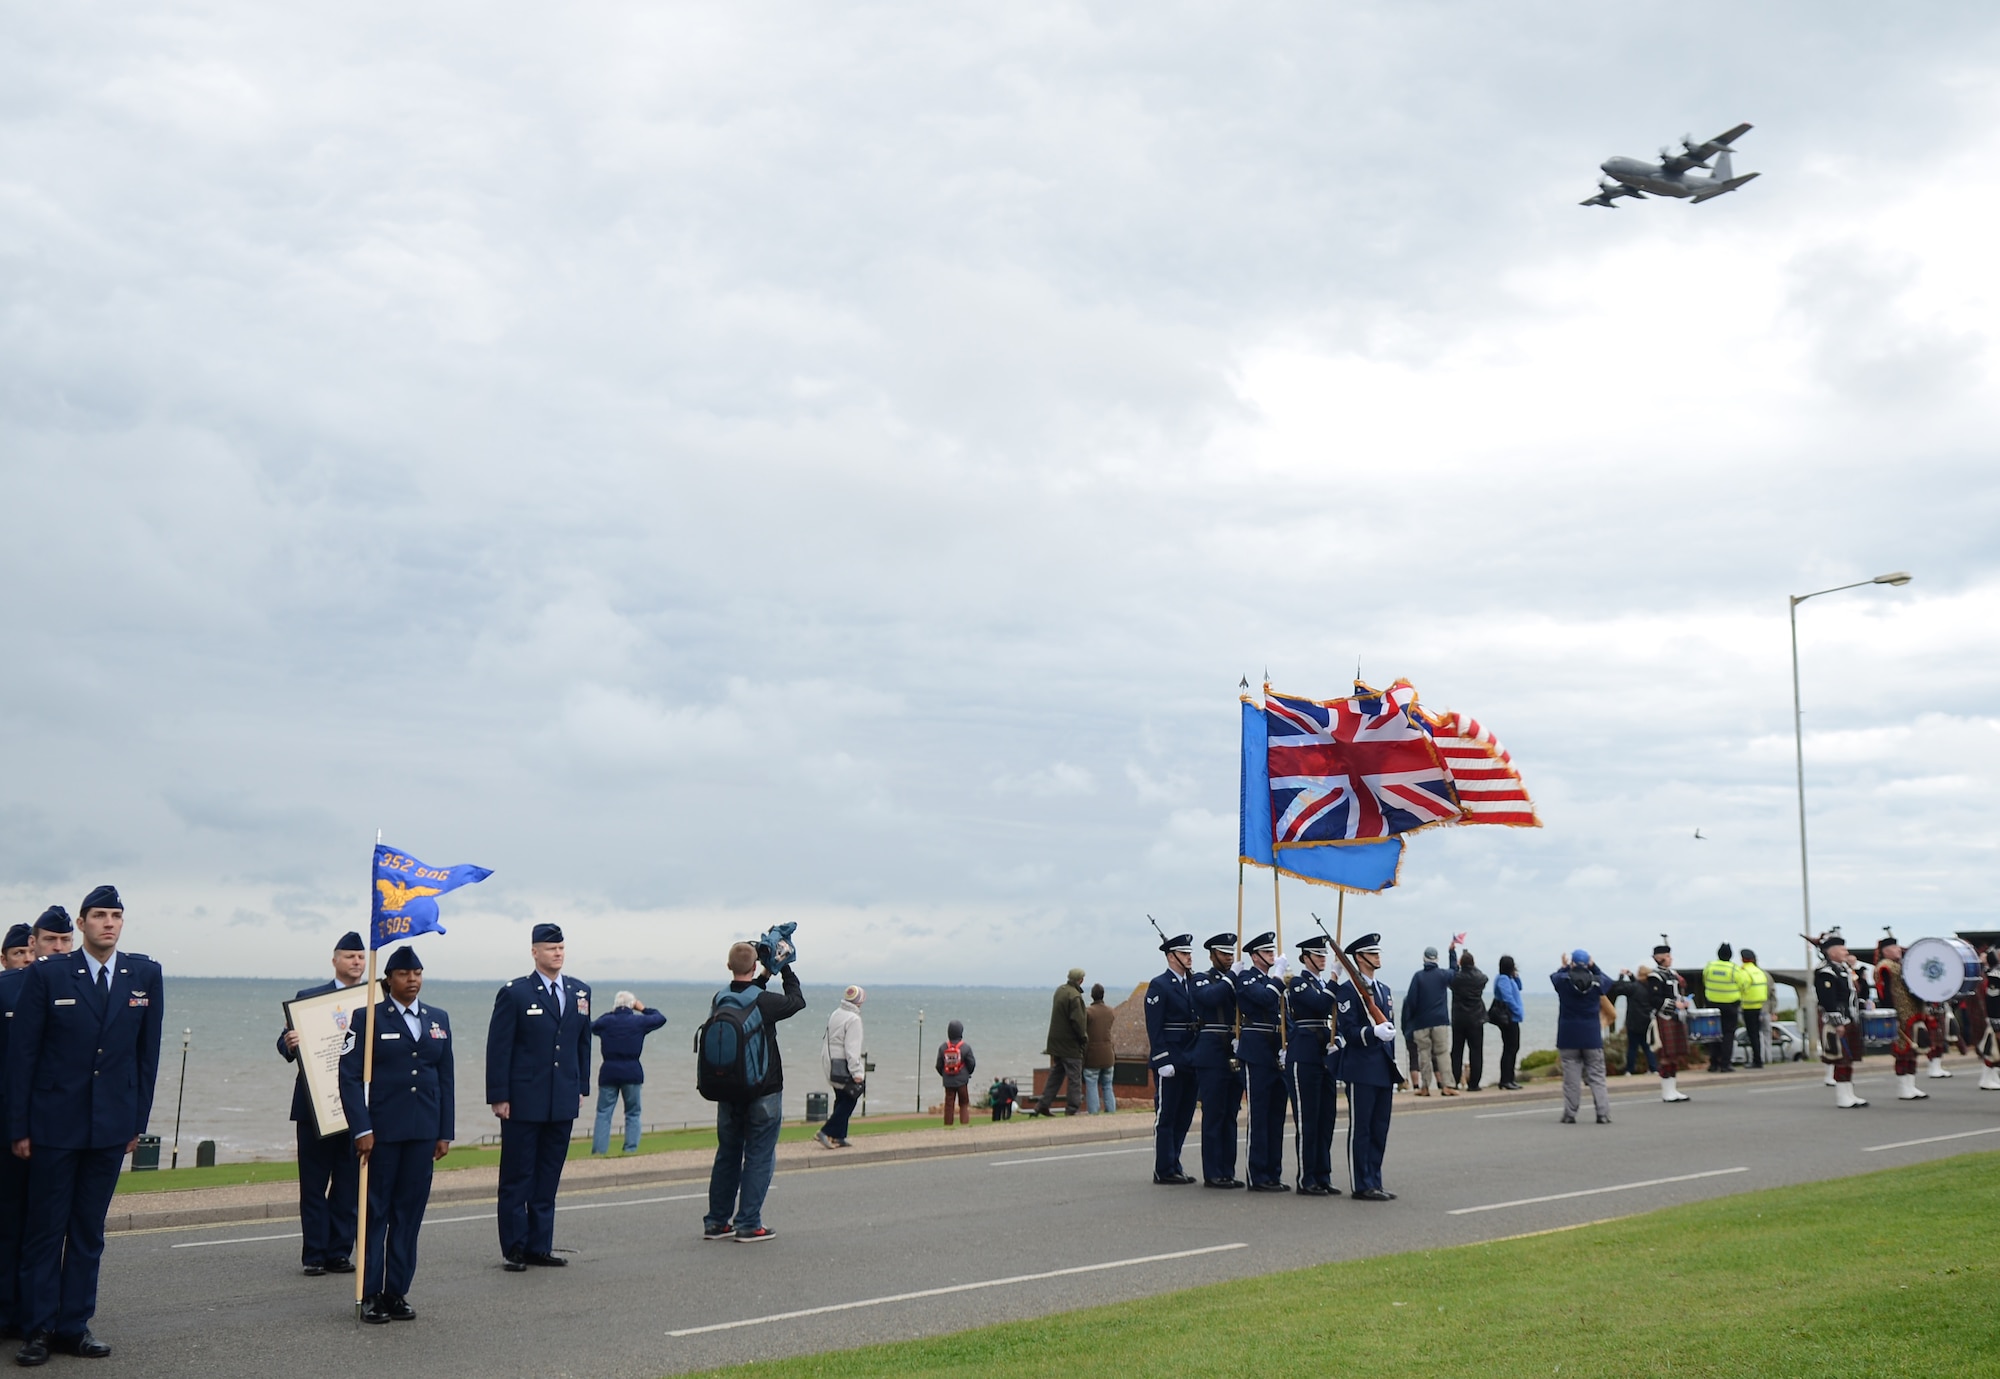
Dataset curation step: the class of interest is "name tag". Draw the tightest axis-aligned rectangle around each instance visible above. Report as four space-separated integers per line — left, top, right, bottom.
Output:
381 1032 402 1040
54 999 76 1007
526 1007 544 1015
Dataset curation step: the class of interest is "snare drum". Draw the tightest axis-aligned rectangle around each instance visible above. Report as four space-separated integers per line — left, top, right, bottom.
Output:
1863 1009 1899 1045
1687 1008 1721 1042
1903 937 1980 1004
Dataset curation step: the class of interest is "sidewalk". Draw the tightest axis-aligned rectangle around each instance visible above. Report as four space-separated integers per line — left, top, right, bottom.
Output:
110 1110 1153 1235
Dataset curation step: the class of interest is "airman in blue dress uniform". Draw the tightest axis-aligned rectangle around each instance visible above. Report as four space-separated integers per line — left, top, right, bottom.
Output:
0 915 52 1340
1332 932 1398 1201
1189 932 1244 1189
0 924 29 971
1285 934 1340 1196
276 931 367 1277
1234 932 1290 1192
7 886 163 1365
340 945 454 1324
486 923 592 1271
1143 932 1198 1185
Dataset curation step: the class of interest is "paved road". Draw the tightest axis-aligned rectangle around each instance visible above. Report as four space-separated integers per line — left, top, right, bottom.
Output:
96 1066 1999 1377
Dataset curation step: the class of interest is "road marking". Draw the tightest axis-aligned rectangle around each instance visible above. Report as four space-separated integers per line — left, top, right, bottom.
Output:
1861 1127 2000 1154
1447 1167 1749 1215
665 1243 1250 1336
991 1148 1152 1167
170 1192 705 1248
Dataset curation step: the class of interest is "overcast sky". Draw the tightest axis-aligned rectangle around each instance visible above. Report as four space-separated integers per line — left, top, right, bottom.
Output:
3 3 1996 989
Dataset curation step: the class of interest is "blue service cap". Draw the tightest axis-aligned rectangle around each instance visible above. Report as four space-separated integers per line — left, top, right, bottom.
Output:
34 906 72 934
1158 932 1194 954
78 884 122 915
383 945 423 973
1297 934 1330 953
1202 932 1237 952
3 924 30 950
1243 931 1277 955
334 931 365 952
1343 932 1382 956
531 923 564 944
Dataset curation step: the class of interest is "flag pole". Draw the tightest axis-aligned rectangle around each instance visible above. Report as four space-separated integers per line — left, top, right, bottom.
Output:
355 831 379 1320
1271 867 1287 1053
1232 860 1245 1040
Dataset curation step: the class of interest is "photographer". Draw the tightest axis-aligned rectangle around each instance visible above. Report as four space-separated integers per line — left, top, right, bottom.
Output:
699 933 805 1244
1551 950 1615 1124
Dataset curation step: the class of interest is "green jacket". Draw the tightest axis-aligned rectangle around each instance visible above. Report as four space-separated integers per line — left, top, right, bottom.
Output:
1045 981 1088 1059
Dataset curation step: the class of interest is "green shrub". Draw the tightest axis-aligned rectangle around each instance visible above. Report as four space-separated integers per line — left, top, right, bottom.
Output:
1518 1048 1558 1071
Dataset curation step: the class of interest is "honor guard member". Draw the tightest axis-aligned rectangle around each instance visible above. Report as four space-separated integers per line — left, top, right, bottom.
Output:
0 914 59 1337
1 926 29 971
28 908 73 963
1643 941 1693 1102
1286 935 1339 1196
1233 932 1290 1192
340 945 454 1324
1143 933 1198 1185
7 886 163 1364
1811 931 1868 1108
1189 933 1244 1188
487 923 592 1271
276 931 367 1276
1332 933 1397 1201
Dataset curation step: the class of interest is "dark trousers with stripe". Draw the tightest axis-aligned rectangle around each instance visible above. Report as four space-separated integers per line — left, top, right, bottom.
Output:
1290 1060 1337 1189
1194 1063 1242 1182
1151 1069 1197 1178
0 1151 30 1331
296 1121 358 1266
19 1145 123 1340
1244 1060 1287 1186
498 1118 573 1258
1343 1082 1392 1194
362 1138 435 1299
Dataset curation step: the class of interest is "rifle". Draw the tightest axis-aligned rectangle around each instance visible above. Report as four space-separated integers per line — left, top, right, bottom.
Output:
1314 910 1406 1088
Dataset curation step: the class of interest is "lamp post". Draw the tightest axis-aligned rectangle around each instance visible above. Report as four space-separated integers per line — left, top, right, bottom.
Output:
1790 571 1911 1037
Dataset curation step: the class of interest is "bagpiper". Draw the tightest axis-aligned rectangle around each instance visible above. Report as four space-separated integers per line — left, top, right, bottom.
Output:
1873 933 1947 1100
1642 939 1692 1102
1977 947 2000 1093
1811 930 1868 1109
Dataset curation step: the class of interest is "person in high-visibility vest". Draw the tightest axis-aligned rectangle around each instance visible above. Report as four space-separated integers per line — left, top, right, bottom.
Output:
1701 944 1744 1072
1737 949 1771 1069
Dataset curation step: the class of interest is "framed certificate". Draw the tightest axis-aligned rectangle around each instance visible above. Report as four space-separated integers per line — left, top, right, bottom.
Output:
283 981 380 1138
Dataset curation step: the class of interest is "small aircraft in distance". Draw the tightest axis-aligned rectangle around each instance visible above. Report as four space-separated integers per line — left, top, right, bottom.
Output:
1580 123 1759 208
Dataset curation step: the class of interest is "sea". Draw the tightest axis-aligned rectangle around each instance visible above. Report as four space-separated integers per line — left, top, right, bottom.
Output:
162 977 1567 1161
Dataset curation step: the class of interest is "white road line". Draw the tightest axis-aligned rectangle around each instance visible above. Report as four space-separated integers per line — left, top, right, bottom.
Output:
991 1148 1152 1167
1447 1167 1749 1215
170 1192 704 1248
1861 1127 2000 1154
665 1243 1250 1337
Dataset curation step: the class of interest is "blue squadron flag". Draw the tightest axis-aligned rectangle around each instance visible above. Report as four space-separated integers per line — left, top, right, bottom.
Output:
1241 695 1402 892
371 844 493 948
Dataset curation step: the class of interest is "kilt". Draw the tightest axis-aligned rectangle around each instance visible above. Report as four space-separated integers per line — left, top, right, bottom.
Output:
1651 1015 1689 1062
1818 1018 1862 1065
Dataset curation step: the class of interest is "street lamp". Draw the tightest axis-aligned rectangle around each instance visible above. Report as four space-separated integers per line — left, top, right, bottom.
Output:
1790 571 1912 1037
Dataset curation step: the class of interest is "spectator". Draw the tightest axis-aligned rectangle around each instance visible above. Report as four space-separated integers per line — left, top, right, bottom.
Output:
1400 947 1455 1096
935 1019 976 1126
1083 983 1118 1113
1447 948 1489 1091
1702 942 1744 1072
1609 964 1659 1077
816 985 866 1148
1738 948 1770 1069
590 992 667 1155
1033 968 1089 1116
1491 955 1525 1090
701 941 805 1244
1552 950 1614 1124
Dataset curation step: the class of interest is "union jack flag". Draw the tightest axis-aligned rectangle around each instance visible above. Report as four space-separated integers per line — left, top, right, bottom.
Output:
1419 708 1541 827
1266 681 1461 844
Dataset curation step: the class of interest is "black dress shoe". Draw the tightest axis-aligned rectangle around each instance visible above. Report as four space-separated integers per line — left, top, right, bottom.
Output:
14 1334 49 1367
1152 1173 1195 1185
383 1295 416 1322
55 1333 109 1359
325 1257 355 1274
503 1253 529 1273
1295 1184 1329 1197
1352 1188 1393 1201
301 1264 326 1277
1203 1178 1246 1189
360 1298 392 1326
1246 1182 1291 1193
523 1251 567 1267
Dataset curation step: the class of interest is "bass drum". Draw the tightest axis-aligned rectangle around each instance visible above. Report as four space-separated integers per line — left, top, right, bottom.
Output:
1903 936 1980 1004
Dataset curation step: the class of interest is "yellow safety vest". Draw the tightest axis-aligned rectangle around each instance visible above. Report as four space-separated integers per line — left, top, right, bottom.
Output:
1738 963 1770 1010
1702 958 1743 1004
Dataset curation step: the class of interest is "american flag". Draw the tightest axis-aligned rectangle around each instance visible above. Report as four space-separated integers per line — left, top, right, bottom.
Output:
1266 681 1461 843
1421 708 1541 828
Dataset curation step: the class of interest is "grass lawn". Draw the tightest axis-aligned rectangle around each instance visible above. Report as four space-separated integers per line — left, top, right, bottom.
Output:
113 1108 1049 1194
691 1151 2000 1379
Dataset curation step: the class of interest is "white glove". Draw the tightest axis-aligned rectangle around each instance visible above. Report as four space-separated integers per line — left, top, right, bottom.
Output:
1157 1063 1176 1078
1231 1038 1242 1057
1372 1021 1394 1041
1272 956 1291 980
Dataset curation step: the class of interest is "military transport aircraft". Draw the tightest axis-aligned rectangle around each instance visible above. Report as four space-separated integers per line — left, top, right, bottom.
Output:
1580 123 1759 208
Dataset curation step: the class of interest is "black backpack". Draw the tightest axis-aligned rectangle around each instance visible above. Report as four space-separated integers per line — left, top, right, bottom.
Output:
695 987 774 1101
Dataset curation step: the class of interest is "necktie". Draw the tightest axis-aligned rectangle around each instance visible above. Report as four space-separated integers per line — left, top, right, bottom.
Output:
97 965 110 1000
548 980 561 1014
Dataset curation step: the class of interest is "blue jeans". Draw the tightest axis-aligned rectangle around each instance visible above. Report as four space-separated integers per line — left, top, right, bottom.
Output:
824 1085 860 1140
707 1091 783 1233
593 1082 643 1154
1083 1066 1116 1113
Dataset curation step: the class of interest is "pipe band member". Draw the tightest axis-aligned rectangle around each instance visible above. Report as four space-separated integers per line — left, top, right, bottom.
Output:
1873 935 1946 1100
1978 948 2000 1093
1642 940 1692 1103
1812 930 1868 1109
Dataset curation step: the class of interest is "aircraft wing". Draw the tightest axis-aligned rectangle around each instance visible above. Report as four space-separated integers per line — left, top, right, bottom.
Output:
1663 122 1752 175
1580 181 1644 208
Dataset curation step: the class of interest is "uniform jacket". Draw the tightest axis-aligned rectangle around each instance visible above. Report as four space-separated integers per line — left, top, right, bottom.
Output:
1044 981 1087 1060
1333 975 1398 1086
1143 969 1197 1075
485 971 593 1120
1814 962 1862 1024
1551 965 1612 1050
277 978 366 1123
0 967 28 1129
340 998 455 1143
1285 968 1337 1061
590 1006 667 1086
1233 966 1285 1069
1643 969 1688 1022
7 951 164 1150
1400 963 1451 1030
1188 966 1237 1070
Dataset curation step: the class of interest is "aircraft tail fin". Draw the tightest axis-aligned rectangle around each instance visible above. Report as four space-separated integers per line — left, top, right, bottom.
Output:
1713 147 1735 181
